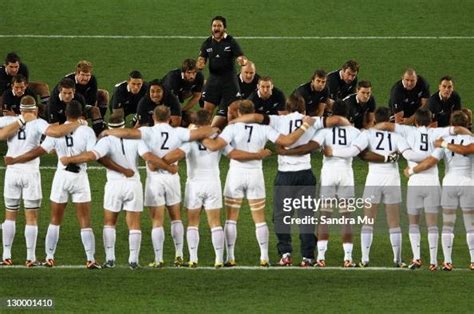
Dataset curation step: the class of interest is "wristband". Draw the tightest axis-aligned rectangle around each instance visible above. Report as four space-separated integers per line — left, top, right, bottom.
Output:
300 122 310 132
408 168 414 176
384 155 388 162
440 141 448 149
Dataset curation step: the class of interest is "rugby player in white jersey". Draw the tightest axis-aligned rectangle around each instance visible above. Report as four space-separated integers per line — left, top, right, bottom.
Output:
325 107 412 267
1 96 91 267
373 108 470 270
101 105 217 267
229 97 350 267
60 115 169 269
406 111 474 271
201 99 317 266
152 109 271 267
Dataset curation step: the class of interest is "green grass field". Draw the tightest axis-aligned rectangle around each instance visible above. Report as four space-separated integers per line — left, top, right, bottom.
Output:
1 0 473 312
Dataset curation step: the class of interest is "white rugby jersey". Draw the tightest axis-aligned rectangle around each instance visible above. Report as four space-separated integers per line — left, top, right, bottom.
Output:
313 126 360 169
41 123 96 172
351 129 408 174
269 112 324 172
0 116 48 171
219 122 280 169
180 142 231 180
138 122 190 175
92 135 141 181
395 124 453 176
432 135 473 177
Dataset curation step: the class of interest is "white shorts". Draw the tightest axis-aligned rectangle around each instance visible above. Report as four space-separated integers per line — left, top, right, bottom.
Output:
184 178 222 210
4 168 42 209
144 173 181 207
224 168 265 199
104 179 143 212
407 175 441 215
441 175 474 211
50 170 91 203
319 167 354 199
363 172 401 205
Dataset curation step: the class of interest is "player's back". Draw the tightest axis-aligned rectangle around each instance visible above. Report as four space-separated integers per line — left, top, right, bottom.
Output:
139 123 190 158
183 141 221 180
3 117 48 170
317 126 360 168
441 135 473 177
363 129 402 174
220 122 278 169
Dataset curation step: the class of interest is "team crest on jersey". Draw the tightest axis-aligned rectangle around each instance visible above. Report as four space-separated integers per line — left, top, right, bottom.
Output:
206 48 213 53
224 46 231 52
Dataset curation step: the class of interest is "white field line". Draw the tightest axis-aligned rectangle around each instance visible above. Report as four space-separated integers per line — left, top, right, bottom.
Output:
0 166 143 170
2 265 471 271
1 34 474 40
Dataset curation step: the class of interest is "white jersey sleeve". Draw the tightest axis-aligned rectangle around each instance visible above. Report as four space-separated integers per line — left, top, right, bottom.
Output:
41 136 56 153
263 125 280 143
219 124 236 144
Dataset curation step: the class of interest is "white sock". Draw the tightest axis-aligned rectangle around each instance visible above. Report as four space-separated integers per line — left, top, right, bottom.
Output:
80 228 96 262
129 230 141 264
441 227 454 264
211 227 224 264
343 242 353 261
171 220 184 258
186 226 199 263
427 226 439 265
389 227 402 263
45 224 60 260
409 224 421 260
361 225 373 263
2 220 16 260
224 220 237 261
317 240 328 260
467 232 474 263
103 225 116 262
255 222 269 261
151 227 164 263
24 224 38 261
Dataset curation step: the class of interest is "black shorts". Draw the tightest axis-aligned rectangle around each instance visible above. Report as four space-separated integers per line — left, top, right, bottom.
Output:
202 74 241 117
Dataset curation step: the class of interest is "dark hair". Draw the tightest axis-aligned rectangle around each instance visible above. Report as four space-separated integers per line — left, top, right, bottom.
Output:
59 77 76 90
341 60 360 73
12 74 28 84
211 16 227 28
154 105 170 122
374 107 391 123
311 69 327 81
332 100 348 117
258 76 273 84
128 70 143 80
357 80 372 89
65 100 83 119
439 75 453 84
414 108 432 127
149 79 163 88
195 109 210 126
181 59 197 72
5 52 20 64
239 100 255 115
451 110 468 127
286 94 305 113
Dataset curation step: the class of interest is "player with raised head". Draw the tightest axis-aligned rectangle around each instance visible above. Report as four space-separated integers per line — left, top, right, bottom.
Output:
201 99 317 267
389 68 430 125
101 105 217 268
162 59 204 126
2 74 37 116
406 111 474 271
343 80 376 129
238 61 260 99
292 69 330 117
247 76 286 116
110 70 148 126
325 107 411 268
197 16 249 129
60 114 148 270
327 60 360 102
135 79 182 127
0 96 87 267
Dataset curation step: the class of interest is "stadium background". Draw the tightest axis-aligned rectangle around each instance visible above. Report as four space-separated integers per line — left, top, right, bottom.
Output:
0 0 473 312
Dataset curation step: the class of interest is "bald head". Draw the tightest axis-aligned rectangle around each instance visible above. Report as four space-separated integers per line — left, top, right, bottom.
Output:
153 105 171 123
240 61 256 83
402 68 418 90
